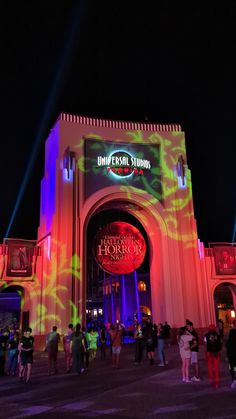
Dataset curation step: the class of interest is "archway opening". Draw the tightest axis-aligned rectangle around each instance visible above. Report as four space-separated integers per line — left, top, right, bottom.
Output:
214 282 236 329
0 285 24 330
86 205 151 331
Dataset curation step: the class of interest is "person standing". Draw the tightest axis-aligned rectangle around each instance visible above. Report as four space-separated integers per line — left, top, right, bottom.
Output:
144 321 156 366
71 323 85 375
163 321 171 347
178 326 193 383
46 326 60 375
217 319 224 342
204 324 222 388
99 325 107 360
88 327 99 361
226 319 236 388
0 329 8 376
19 328 34 384
186 321 200 382
157 323 166 366
63 323 73 373
110 321 124 368
7 331 20 376
81 326 89 372
134 323 144 365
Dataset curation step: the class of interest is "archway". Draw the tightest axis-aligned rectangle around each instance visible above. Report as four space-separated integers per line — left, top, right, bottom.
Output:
214 282 236 328
86 205 150 329
0 285 25 330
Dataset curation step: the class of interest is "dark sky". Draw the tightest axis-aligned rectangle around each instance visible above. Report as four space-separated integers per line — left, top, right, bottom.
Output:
1 1 235 246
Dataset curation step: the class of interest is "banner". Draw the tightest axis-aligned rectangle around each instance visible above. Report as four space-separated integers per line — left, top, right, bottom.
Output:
213 245 236 275
4 239 36 277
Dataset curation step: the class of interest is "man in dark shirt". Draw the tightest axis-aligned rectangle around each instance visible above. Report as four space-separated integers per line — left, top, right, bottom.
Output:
163 321 171 347
0 330 8 376
186 321 200 381
204 324 222 388
19 327 34 383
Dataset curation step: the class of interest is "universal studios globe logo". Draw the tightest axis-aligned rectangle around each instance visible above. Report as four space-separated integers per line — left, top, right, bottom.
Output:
97 150 151 178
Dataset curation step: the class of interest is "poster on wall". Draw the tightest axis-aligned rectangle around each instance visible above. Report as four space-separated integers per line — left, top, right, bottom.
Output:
84 139 162 201
213 245 236 275
4 239 36 277
94 221 146 275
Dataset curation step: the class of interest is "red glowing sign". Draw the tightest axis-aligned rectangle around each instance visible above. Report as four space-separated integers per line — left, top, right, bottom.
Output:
94 221 146 274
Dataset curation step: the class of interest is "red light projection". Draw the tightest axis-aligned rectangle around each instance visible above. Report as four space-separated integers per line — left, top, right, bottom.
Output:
94 221 146 274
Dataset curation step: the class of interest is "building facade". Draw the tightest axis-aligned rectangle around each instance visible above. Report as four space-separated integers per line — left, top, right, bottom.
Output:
1 113 236 337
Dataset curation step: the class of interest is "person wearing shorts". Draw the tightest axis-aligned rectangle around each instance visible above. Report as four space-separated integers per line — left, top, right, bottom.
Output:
109 322 123 368
178 326 194 383
19 328 34 384
187 321 200 381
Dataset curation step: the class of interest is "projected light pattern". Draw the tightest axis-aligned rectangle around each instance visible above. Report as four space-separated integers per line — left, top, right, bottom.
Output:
83 130 196 247
1 117 209 336
0 239 81 334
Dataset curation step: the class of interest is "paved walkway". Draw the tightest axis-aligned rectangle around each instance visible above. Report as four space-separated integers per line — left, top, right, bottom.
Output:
0 344 236 418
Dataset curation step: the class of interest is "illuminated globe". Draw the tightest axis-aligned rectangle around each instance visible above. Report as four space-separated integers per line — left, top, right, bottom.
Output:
109 151 133 176
94 221 146 274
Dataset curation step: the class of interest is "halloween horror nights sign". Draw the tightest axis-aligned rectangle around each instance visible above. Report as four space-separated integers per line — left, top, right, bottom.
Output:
94 221 146 274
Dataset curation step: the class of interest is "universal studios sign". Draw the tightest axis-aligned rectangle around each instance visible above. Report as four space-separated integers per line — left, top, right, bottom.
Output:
97 150 151 177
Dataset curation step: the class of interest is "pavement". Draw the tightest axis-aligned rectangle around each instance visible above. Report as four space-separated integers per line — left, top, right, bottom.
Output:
0 343 236 419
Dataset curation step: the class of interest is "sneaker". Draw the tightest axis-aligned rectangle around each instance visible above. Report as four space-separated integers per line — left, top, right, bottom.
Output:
182 378 186 382
191 376 200 382
185 379 192 383
231 380 236 389
158 363 165 367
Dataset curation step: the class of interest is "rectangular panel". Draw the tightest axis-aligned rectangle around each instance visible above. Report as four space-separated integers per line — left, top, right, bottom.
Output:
4 239 36 277
213 245 236 275
84 138 162 201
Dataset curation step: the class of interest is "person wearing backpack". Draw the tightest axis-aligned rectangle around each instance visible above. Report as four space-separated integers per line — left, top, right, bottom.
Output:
204 324 222 388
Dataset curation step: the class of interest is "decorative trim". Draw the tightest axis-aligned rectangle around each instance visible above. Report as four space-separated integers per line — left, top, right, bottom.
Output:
59 113 181 132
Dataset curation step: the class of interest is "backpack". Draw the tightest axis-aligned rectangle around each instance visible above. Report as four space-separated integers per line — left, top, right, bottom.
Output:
206 332 222 353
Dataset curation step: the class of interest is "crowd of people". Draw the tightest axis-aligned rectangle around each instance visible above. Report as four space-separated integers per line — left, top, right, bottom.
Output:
0 325 34 383
0 317 236 390
177 318 236 389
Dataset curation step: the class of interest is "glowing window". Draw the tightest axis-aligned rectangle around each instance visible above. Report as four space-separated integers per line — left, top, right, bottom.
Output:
138 281 146 292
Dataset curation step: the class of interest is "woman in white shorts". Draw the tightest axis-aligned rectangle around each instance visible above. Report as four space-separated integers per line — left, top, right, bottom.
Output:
178 327 194 383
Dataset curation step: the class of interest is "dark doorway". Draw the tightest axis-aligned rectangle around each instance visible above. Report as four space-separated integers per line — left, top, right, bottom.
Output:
0 286 23 330
214 282 236 328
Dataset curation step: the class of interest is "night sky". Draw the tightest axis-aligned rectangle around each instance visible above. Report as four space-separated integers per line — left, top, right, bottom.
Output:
1 2 235 246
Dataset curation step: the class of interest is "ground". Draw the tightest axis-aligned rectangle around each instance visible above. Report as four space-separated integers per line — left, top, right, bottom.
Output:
0 343 236 418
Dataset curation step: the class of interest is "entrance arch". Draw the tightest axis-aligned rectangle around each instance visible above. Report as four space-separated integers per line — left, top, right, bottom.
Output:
81 187 173 327
0 285 23 330
214 282 236 327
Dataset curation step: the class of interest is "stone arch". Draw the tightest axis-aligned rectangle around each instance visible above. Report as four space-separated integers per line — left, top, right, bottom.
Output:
214 281 236 326
80 186 171 324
